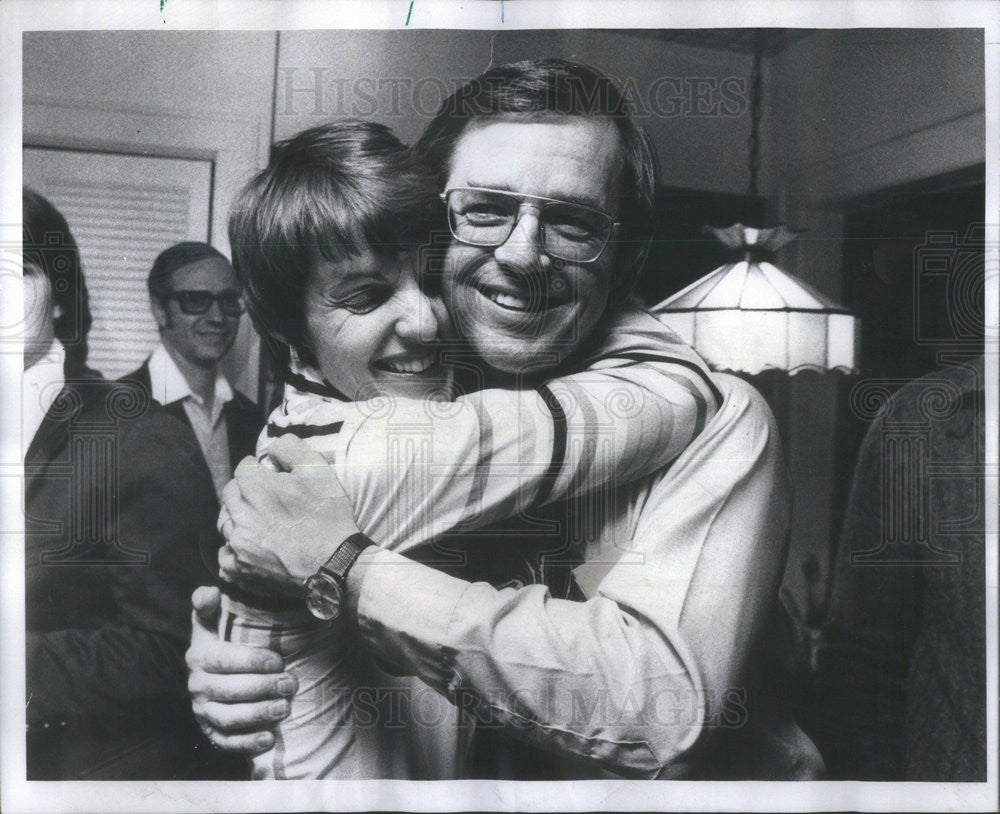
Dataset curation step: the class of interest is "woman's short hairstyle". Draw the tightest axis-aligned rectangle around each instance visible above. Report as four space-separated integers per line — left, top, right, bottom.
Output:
22 188 92 366
228 120 444 367
414 58 658 304
148 242 230 301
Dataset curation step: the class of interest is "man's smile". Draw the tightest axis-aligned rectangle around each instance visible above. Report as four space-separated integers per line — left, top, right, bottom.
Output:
469 274 568 316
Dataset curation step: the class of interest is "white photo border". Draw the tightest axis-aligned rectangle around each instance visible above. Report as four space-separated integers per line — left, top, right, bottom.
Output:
1 2 996 812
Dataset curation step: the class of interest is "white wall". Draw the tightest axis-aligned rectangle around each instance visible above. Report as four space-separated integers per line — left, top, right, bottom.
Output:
766 29 984 202
274 29 755 194
766 29 984 294
23 30 278 396
23 30 277 256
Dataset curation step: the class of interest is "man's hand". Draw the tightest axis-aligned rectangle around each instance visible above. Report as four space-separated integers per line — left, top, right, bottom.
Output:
218 435 362 597
186 586 297 754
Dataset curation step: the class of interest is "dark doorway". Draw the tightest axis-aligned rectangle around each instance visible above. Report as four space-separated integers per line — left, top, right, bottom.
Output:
833 165 986 527
842 165 986 384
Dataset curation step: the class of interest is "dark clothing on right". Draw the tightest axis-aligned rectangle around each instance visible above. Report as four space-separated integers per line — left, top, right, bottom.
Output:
813 358 986 780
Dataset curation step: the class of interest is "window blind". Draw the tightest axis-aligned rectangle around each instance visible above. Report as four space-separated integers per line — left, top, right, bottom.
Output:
23 148 212 378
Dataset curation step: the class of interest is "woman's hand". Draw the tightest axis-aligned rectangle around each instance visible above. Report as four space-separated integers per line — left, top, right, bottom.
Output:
218 435 362 597
186 586 296 753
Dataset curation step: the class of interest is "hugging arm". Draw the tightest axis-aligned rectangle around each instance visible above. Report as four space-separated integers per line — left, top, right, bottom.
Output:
216 308 718 591
202 377 798 776
283 307 720 553
344 375 790 776
198 311 719 749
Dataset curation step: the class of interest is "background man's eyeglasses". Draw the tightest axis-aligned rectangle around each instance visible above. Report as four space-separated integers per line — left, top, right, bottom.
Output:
442 187 619 263
165 290 244 317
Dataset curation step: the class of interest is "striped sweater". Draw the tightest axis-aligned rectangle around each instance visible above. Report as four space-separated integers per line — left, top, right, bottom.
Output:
261 305 721 553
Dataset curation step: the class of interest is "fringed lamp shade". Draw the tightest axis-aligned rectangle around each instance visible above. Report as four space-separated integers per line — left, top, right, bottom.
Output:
653 224 860 374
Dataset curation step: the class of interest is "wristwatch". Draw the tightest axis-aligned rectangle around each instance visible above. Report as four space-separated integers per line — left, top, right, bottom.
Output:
304 532 375 621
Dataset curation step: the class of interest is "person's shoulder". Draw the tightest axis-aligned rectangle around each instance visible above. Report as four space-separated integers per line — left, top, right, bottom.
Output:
699 372 780 446
60 365 151 425
876 358 983 424
232 388 259 413
713 372 771 414
57 370 209 478
603 303 687 342
227 386 264 434
585 304 715 379
260 389 355 455
102 379 203 458
117 360 149 383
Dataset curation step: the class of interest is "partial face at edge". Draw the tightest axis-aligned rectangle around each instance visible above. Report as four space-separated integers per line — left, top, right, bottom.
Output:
23 261 57 370
442 117 624 375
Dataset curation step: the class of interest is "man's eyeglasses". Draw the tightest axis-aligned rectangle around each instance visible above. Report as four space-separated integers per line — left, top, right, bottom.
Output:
165 290 244 317
441 187 619 263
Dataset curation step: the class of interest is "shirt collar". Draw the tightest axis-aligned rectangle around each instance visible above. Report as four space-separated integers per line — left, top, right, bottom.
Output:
286 349 347 401
148 343 233 408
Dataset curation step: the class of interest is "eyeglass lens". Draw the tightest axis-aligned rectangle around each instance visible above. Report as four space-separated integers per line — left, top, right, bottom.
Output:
172 290 243 317
447 189 612 261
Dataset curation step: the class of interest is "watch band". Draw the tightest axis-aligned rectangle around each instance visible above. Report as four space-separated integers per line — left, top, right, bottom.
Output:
304 532 375 622
319 532 374 580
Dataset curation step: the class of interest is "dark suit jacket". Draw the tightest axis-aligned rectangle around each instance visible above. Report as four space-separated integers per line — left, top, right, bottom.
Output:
25 361 230 779
121 359 262 472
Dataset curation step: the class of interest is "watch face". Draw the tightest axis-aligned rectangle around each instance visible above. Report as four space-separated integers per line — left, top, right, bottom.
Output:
305 572 343 621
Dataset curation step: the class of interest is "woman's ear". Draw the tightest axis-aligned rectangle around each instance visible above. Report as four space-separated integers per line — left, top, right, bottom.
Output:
52 302 64 321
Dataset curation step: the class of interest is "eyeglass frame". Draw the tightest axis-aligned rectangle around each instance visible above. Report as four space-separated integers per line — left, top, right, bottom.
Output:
161 289 245 317
440 187 622 263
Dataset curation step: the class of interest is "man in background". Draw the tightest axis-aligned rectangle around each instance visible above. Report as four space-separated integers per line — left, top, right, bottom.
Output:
123 242 260 496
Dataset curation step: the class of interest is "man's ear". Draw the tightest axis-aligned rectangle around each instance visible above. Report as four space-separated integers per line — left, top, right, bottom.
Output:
609 236 649 306
150 296 171 331
631 234 652 279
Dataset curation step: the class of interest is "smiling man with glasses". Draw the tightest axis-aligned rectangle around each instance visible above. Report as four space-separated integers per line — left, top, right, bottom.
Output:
435 116 630 377
122 242 261 498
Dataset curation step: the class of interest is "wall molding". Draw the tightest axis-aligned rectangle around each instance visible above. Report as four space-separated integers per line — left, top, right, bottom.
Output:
779 107 985 203
24 94 271 252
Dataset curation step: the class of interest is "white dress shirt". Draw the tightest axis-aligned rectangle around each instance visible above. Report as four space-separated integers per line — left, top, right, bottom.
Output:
147 344 233 498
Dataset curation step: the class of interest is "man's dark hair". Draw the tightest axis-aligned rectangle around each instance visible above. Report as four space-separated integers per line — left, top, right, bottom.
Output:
228 119 443 367
22 187 92 366
147 242 230 302
414 58 657 302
